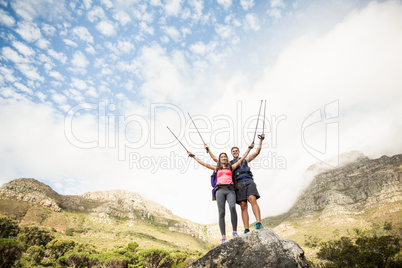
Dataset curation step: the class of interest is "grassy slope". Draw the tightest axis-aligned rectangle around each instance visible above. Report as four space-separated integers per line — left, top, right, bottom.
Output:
0 198 210 253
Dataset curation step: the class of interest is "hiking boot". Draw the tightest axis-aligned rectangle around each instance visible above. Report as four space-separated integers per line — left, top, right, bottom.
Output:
244 229 250 234
233 231 238 238
255 222 264 230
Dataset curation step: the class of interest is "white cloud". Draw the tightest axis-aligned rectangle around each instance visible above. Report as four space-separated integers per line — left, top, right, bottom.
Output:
49 70 64 81
88 6 106 22
63 39 78 47
217 0 232 10
189 0 203 21
11 0 69 21
118 41 135 54
96 20 116 36
16 21 42 42
14 82 33 95
267 8 282 19
2 47 28 64
164 0 184 17
113 10 131 26
140 21 154 35
215 24 233 39
71 51 89 68
244 13 260 31
0 67 18 83
15 63 44 82
51 92 67 104
71 77 88 90
35 91 47 101
137 44 189 102
86 45 96 55
42 23 56 36
86 86 98 97
72 26 94 43
66 88 84 102
190 41 217 56
150 0 162 6
48 49 68 64
162 25 181 42
240 0 254 11
83 0 92 9
0 9 16 26
0 86 24 100
36 38 50 49
270 0 285 9
101 0 113 9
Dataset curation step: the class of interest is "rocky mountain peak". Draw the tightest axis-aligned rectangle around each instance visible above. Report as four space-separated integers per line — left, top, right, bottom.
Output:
0 178 61 211
290 154 402 219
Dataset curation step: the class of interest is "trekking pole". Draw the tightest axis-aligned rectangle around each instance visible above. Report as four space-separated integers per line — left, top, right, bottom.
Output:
166 126 192 156
258 100 266 140
252 100 263 143
187 112 209 153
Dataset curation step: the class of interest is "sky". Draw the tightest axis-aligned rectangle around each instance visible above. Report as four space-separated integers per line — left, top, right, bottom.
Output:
1 0 401 225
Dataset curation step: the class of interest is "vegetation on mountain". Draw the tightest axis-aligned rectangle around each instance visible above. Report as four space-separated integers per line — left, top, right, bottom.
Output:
0 216 201 267
314 234 401 267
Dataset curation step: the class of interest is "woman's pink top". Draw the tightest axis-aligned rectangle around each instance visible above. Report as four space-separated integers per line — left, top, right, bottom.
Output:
217 169 233 185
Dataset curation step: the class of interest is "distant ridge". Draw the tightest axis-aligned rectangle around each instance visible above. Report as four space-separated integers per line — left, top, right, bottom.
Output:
261 153 402 248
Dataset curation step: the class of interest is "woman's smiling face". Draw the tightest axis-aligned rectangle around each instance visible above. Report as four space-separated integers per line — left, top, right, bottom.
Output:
219 153 228 164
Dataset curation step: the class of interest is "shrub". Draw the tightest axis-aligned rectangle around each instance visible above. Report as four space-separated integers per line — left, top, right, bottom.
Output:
137 248 175 268
46 239 76 261
26 245 45 264
0 216 19 239
17 226 54 247
65 228 74 236
0 238 24 268
317 235 401 268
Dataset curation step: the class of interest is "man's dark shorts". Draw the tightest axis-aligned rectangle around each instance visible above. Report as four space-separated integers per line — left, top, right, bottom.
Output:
236 180 260 204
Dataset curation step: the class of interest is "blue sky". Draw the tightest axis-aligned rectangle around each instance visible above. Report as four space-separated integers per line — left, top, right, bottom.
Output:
1 0 402 225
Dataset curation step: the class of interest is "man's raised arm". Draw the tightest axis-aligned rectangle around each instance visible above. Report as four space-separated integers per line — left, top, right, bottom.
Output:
246 134 265 162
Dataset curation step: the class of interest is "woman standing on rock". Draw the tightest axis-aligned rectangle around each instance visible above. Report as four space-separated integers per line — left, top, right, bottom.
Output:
187 142 254 243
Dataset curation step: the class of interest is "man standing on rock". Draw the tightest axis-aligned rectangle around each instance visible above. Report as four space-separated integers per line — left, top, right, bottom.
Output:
205 134 265 234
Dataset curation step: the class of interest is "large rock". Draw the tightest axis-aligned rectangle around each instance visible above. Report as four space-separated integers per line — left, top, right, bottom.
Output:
189 229 309 268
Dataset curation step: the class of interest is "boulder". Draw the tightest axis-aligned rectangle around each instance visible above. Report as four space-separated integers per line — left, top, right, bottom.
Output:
189 229 309 268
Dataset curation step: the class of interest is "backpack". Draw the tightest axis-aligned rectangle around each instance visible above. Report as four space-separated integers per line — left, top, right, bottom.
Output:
210 171 218 201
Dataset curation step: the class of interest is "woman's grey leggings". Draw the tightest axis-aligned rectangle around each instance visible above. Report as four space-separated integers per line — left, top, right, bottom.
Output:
216 187 237 235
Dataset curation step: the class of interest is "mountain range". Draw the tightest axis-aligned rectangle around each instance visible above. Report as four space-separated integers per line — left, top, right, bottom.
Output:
1 151 401 255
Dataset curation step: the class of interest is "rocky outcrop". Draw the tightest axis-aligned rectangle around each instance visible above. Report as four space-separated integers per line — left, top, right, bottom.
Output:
0 178 62 212
189 229 309 268
289 154 402 219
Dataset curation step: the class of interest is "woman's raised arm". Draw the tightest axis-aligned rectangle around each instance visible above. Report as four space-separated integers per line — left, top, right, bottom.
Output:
188 151 216 171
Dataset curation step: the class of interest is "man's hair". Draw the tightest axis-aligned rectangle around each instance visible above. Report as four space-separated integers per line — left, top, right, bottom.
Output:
231 146 239 152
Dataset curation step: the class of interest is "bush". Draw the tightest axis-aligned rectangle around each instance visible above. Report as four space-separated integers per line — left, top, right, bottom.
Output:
137 248 175 268
0 238 24 268
17 226 54 247
26 245 45 264
87 253 132 268
317 235 401 268
0 216 19 239
65 228 74 236
46 239 76 261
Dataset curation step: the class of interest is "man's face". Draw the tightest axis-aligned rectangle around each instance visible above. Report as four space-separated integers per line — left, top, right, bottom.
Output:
231 148 239 158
